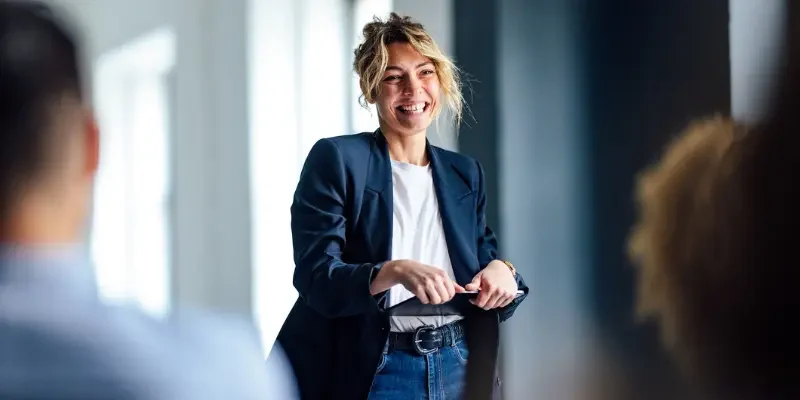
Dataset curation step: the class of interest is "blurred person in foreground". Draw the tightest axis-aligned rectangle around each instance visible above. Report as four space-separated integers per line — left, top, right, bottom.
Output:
627 14 800 397
0 2 296 399
275 12 528 400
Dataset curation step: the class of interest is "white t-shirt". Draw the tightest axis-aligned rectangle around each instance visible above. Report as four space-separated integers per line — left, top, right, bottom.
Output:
387 160 463 332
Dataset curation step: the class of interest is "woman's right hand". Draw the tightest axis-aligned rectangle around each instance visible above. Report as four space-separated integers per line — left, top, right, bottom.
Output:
371 260 465 304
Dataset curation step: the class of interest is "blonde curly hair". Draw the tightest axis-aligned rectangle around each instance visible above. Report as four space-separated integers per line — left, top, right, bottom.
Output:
628 116 757 389
352 12 464 126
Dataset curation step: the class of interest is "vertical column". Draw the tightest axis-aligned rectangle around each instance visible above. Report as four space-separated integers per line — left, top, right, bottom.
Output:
206 0 253 316
730 0 787 122
171 0 213 313
497 0 588 396
582 0 730 370
248 0 301 348
172 0 255 318
454 0 500 229
457 0 589 396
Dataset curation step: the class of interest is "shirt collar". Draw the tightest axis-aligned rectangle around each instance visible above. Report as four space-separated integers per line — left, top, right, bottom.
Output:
0 242 98 296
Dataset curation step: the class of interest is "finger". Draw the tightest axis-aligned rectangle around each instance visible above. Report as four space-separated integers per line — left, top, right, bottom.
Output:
434 280 452 303
427 289 443 305
486 290 507 310
453 283 466 293
480 284 501 309
499 292 515 308
464 282 480 291
494 292 510 308
414 284 431 304
464 275 482 292
474 289 491 309
434 274 453 304
430 272 452 304
426 281 443 305
480 290 498 310
445 279 456 300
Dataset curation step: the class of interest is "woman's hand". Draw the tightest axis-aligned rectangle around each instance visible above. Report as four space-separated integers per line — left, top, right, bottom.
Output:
465 260 518 310
371 260 465 304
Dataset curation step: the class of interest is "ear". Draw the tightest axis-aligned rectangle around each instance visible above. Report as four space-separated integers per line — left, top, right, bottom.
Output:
82 109 100 177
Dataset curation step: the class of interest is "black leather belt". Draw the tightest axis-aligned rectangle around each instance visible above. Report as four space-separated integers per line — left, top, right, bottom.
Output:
388 321 465 355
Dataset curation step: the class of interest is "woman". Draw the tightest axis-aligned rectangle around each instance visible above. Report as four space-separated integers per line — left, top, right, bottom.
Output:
275 13 528 400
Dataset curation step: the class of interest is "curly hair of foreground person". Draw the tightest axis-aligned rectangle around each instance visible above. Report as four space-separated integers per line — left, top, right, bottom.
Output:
627 116 770 396
629 6 800 397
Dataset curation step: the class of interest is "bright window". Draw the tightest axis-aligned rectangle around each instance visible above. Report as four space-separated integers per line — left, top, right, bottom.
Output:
250 0 378 355
249 0 302 353
91 28 176 318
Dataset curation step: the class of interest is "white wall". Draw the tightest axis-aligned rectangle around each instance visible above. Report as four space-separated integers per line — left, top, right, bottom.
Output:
61 0 254 317
83 0 254 317
63 0 356 352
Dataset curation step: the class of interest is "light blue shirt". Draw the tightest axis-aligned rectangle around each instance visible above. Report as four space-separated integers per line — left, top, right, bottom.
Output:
0 244 298 399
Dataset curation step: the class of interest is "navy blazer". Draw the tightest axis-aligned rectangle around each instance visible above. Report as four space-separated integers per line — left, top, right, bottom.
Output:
275 131 528 400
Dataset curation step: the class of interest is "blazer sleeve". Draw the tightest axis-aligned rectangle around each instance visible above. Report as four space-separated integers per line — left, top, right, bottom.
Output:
474 160 529 322
290 138 385 318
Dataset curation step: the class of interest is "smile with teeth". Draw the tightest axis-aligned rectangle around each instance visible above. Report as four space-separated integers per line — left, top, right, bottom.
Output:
396 102 429 115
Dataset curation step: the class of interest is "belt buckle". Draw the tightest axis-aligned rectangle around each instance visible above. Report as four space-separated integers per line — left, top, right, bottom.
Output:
412 325 437 355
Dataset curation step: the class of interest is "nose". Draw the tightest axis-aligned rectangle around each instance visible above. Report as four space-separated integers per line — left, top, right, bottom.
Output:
402 75 423 94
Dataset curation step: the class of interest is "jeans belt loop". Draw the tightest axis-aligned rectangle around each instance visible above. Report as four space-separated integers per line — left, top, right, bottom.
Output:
449 324 457 346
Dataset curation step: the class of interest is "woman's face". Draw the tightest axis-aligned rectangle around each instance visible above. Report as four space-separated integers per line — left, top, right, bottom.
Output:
374 42 441 138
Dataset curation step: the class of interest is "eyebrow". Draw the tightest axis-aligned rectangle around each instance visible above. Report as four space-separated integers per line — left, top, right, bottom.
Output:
385 61 434 73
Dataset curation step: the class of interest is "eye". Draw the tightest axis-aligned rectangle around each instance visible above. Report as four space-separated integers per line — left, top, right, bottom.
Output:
421 69 435 76
383 75 401 82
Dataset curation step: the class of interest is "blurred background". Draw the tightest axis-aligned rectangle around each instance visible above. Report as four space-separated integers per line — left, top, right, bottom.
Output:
51 0 787 397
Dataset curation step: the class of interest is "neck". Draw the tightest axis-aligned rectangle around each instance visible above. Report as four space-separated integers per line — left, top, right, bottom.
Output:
0 195 83 246
382 128 428 166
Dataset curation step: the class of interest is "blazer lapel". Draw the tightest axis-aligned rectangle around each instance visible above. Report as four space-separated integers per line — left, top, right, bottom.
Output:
362 132 475 282
427 143 475 285
363 131 393 262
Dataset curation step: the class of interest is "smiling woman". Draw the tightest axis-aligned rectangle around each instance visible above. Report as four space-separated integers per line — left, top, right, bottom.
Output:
353 13 464 134
273 12 528 400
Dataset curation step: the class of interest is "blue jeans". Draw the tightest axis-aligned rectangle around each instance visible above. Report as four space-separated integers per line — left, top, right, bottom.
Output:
368 337 469 400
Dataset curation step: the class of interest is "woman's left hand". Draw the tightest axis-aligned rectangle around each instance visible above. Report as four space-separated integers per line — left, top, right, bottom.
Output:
464 260 518 310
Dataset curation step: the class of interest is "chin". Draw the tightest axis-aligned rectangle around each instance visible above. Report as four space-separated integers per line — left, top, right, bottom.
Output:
396 126 430 137
380 118 430 137
397 116 433 133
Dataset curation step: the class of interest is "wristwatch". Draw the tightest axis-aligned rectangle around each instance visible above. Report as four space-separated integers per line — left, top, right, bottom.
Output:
500 260 516 276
